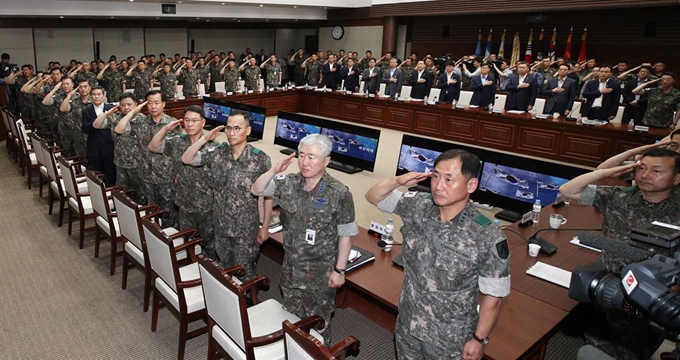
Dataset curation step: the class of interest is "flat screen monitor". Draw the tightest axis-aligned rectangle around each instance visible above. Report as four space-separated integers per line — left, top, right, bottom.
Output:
473 151 590 217
396 134 486 189
321 123 380 173
274 111 323 151
202 97 267 141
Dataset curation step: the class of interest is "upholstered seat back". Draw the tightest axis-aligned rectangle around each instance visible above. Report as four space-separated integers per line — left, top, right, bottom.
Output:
143 220 178 293
284 332 316 360
112 191 143 251
86 171 112 220
58 158 80 201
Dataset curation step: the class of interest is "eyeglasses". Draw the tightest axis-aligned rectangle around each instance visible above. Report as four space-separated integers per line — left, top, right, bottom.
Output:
183 119 202 124
225 126 248 133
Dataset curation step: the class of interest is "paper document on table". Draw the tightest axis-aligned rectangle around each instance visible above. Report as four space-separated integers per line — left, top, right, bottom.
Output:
348 249 361 262
526 261 572 288
506 110 526 114
570 236 602 252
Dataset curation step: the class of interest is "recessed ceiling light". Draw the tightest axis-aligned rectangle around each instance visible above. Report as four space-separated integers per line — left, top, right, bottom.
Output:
129 0 134 2
323 6 327 9
178 1 182 3
259 4 264 7
237 20 241 22
294 19 298 22
59 16 64 18
293 5 297 8
196 17 200 19
111 16 115 18
206 20 209 22
221 2 225 4
232 17 236 20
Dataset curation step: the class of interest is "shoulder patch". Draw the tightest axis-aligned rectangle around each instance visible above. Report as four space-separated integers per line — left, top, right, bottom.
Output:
404 191 417 198
252 147 261 155
495 240 510 259
215 142 226 149
623 185 637 192
275 173 287 180
474 214 492 227
179 133 188 139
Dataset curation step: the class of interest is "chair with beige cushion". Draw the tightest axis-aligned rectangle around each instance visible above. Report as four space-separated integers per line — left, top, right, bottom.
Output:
197 254 324 360
43 140 87 226
282 319 360 360
59 158 97 249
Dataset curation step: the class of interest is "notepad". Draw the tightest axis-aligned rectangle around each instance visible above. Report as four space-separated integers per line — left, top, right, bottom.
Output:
570 236 602 252
526 261 571 288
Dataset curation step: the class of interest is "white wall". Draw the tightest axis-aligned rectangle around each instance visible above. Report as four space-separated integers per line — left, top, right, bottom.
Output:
34 28 94 67
94 28 144 61
318 25 383 55
145 28 188 59
188 28 274 56
274 28 317 57
0 28 35 68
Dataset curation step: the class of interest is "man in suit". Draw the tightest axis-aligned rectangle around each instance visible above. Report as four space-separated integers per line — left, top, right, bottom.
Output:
469 63 496 108
81 86 116 185
341 58 360 93
505 61 539 112
438 61 461 103
540 64 577 116
409 60 433 100
581 64 622 121
381 58 402 97
361 58 380 94
321 54 341 90
622 65 655 123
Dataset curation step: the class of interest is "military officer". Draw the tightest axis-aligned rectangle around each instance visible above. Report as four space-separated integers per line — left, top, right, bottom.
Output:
195 57 210 93
59 78 92 158
260 54 282 89
208 54 222 93
301 53 322 87
290 48 306 86
149 105 217 258
92 92 147 201
127 60 153 101
97 58 126 103
152 63 177 100
633 72 680 129
175 59 200 97
220 60 240 93
41 72 71 143
183 111 272 276
6 64 34 120
239 57 261 91
251 134 359 345
365 149 511 360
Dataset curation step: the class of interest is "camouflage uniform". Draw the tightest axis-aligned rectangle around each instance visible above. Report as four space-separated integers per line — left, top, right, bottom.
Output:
178 69 199 97
123 113 180 225
195 65 210 91
155 71 177 100
359 58 370 73
223 68 240 93
12 75 32 120
264 62 282 88
130 69 153 101
263 172 359 345
40 85 63 141
208 62 222 92
639 87 680 128
293 56 305 86
243 66 261 91
578 184 676 360
536 67 556 87
401 65 414 86
101 68 126 103
306 61 322 87
99 112 146 202
377 191 510 359
155 134 217 258
379 60 391 75
193 142 271 277
77 71 98 88
62 93 91 158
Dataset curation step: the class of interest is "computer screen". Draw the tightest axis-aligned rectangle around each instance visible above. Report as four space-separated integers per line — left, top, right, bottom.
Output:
478 162 570 206
320 125 380 172
203 97 267 140
274 112 323 151
203 101 230 124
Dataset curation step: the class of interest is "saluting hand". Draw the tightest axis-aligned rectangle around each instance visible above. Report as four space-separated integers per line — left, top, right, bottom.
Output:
273 152 296 173
106 104 120 115
204 125 224 142
165 119 183 132
133 100 148 113
397 172 431 187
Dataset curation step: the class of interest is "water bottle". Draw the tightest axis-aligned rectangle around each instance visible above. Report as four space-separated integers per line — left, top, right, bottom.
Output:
423 96 428 105
628 119 635 131
488 103 493 113
452 100 457 109
531 200 541 224
381 218 395 252
394 92 399 101
576 115 582 125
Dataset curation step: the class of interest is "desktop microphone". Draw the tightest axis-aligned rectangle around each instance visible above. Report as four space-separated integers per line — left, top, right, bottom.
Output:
566 102 582 121
529 228 602 256
377 240 403 248
578 231 654 263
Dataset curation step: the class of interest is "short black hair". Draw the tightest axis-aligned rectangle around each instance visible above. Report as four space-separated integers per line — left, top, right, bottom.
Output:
184 105 204 118
145 89 166 102
662 72 676 80
229 110 251 127
670 129 680 139
445 61 455 67
76 77 89 85
433 149 482 179
642 148 680 174
1 53 9 60
60 75 72 82
118 92 135 102
21 64 32 70
51 67 62 74
91 86 105 94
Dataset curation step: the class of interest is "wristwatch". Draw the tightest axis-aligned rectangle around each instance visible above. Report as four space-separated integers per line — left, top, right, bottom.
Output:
334 267 346 275
472 332 490 346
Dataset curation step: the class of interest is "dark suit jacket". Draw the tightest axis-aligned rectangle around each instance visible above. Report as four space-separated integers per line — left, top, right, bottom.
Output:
81 103 115 158
437 72 461 103
505 73 539 111
581 78 622 119
361 67 380 94
622 77 656 106
540 77 577 115
321 62 341 89
409 70 433 99
341 66 360 92
469 74 496 107
381 68 403 96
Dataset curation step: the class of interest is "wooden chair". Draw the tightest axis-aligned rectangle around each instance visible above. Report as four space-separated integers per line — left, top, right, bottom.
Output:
30 133 49 197
86 170 129 275
59 158 97 249
15 119 39 188
113 191 183 312
1 106 16 158
142 218 207 360
283 319 360 360
197 254 325 360
42 140 86 226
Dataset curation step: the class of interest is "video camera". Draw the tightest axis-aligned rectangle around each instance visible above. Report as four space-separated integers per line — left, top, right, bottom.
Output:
432 55 451 68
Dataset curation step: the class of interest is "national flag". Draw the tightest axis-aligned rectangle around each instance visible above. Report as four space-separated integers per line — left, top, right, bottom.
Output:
536 28 545 60
578 28 588 62
510 32 520 66
485 29 493 58
475 30 482 57
548 27 556 61
498 29 506 59
524 29 533 63
564 27 574 60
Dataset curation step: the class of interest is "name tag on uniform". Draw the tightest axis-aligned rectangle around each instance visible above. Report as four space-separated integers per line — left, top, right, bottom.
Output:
404 191 417 198
312 197 329 210
305 229 316 245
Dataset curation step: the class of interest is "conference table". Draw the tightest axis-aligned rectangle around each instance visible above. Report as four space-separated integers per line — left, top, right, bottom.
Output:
260 202 603 360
